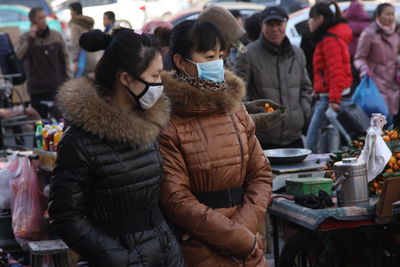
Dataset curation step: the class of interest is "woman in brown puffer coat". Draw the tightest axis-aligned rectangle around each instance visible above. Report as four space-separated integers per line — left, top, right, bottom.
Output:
159 19 272 267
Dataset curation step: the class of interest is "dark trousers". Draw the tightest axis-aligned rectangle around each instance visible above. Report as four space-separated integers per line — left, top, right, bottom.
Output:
259 138 304 150
30 92 56 119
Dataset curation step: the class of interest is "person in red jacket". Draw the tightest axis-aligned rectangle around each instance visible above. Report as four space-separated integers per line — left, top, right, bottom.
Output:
305 1 353 153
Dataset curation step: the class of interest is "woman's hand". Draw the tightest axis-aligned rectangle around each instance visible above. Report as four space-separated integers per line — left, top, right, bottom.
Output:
329 103 341 112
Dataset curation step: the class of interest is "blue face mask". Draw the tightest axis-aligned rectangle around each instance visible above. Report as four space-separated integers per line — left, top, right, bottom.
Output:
186 59 225 83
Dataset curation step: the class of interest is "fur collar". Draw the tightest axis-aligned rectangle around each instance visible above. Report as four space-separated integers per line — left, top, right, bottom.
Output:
57 77 170 147
69 15 94 30
161 70 246 116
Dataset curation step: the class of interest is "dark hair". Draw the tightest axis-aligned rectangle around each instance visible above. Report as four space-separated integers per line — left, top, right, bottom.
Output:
245 12 261 42
79 29 161 95
104 11 116 23
69 2 83 15
230 10 242 19
154 27 171 47
309 2 342 20
29 7 44 22
374 3 394 19
169 20 225 69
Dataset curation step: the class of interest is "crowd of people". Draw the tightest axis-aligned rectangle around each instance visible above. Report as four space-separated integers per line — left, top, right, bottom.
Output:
0 0 398 266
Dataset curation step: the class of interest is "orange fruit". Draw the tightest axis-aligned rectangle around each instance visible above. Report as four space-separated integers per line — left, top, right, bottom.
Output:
385 168 394 173
391 132 399 140
393 164 399 172
264 103 270 110
397 159 400 166
396 153 400 159
267 107 274 112
383 135 390 142
389 157 396 164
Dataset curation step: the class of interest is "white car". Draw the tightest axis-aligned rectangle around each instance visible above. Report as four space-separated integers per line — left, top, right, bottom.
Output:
286 1 400 47
52 0 193 30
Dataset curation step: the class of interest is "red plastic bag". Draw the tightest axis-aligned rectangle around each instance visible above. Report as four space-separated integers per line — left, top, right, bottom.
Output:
9 157 47 241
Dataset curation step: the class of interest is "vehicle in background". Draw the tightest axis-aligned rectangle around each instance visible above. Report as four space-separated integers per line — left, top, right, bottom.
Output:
205 0 309 13
52 0 147 30
52 0 193 30
0 5 63 34
167 2 265 25
286 1 400 47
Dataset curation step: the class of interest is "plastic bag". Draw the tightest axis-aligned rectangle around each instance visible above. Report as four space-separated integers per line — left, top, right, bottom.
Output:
352 76 389 117
358 113 392 182
9 157 47 241
0 153 22 210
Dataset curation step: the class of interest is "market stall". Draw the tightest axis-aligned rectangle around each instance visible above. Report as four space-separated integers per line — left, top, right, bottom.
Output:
266 114 400 267
0 119 71 267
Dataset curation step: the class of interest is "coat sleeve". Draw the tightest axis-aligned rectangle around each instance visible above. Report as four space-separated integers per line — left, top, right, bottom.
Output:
159 122 256 259
15 33 33 61
299 51 313 120
48 130 128 264
230 107 273 234
69 23 82 63
321 37 348 103
233 51 251 99
57 32 70 79
354 30 373 75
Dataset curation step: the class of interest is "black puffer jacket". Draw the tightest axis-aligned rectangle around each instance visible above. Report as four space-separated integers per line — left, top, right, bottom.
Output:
48 78 184 267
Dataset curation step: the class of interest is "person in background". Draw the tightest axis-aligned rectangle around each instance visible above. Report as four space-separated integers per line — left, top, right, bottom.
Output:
49 29 184 267
198 6 246 69
344 0 370 59
306 2 353 153
69 2 95 77
154 27 172 57
344 0 371 91
142 20 174 70
141 20 173 35
355 3 400 119
103 11 116 33
16 7 68 119
198 5 288 132
160 19 272 266
234 6 312 150
230 9 244 28
244 12 262 44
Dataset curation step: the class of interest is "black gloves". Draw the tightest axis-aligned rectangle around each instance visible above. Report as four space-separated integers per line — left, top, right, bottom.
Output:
244 99 288 131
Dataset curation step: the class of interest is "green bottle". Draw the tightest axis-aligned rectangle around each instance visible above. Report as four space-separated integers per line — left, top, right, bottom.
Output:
35 121 43 149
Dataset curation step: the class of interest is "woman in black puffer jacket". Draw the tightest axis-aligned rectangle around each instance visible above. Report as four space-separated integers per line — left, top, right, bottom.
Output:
48 29 184 267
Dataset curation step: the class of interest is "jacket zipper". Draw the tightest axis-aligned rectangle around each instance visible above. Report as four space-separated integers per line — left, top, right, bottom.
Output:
276 56 284 144
229 113 244 179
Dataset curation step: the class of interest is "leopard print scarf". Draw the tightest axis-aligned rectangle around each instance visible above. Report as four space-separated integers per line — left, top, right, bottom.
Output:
172 72 228 92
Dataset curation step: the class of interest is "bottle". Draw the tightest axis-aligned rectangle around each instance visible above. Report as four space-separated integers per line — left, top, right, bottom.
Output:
45 125 58 152
42 124 51 151
35 121 43 149
59 118 65 131
54 126 63 152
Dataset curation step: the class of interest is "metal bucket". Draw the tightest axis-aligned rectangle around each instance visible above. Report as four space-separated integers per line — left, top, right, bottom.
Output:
332 158 369 207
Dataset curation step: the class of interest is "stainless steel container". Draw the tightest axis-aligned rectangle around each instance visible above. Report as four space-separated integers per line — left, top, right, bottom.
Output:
333 158 369 207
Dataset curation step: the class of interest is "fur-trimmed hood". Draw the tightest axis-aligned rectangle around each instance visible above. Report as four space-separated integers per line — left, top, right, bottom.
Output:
69 15 94 30
161 70 246 116
57 77 170 147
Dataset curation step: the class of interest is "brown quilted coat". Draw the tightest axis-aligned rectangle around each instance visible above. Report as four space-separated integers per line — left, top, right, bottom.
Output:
159 70 272 266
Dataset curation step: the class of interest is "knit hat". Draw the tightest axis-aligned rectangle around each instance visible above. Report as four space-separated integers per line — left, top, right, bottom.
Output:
198 6 247 53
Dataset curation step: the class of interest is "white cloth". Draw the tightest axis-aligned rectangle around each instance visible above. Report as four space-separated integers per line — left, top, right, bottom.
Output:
358 114 392 182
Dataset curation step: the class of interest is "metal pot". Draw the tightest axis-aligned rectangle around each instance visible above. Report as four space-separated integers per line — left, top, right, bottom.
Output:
263 148 312 164
332 158 369 207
